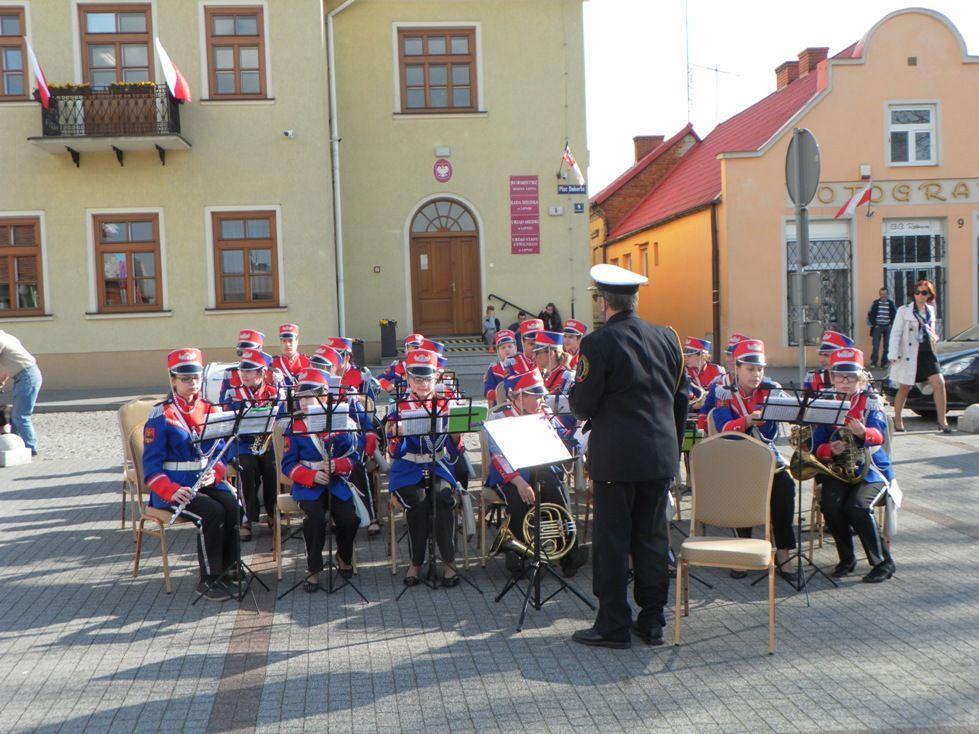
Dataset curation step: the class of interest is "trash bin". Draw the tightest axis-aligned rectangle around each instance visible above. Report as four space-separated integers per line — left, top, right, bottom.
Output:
352 338 366 369
380 319 398 359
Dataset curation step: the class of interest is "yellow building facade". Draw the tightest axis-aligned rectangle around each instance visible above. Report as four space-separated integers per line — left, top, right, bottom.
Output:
592 8 979 366
0 0 589 388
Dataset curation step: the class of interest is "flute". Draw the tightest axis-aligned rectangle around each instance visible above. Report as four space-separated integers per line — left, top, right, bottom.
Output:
166 440 234 528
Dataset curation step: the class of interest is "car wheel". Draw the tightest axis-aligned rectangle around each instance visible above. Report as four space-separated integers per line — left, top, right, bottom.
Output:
911 409 937 419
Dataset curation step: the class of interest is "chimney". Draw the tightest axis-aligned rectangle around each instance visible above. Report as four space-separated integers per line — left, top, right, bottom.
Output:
775 60 800 90
633 135 665 162
798 47 829 75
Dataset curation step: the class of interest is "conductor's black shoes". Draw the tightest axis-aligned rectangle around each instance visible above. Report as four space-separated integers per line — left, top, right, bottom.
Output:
571 628 631 649
630 623 665 646
862 560 895 583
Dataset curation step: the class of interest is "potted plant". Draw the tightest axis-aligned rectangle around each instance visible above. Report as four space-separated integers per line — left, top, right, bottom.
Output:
92 80 159 134
37 83 91 136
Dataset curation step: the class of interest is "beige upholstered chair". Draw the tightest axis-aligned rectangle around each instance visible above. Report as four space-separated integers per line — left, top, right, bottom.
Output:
130 426 196 592
675 432 778 654
271 420 306 579
118 398 162 535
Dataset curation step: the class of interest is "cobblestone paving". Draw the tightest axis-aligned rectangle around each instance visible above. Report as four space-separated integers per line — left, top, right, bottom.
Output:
0 411 977 733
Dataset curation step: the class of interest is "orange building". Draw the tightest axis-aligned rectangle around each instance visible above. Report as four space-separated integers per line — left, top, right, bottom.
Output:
591 8 979 365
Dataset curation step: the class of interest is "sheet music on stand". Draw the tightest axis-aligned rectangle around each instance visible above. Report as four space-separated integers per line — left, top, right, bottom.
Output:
301 392 358 433
390 396 485 437
483 413 571 471
759 390 850 427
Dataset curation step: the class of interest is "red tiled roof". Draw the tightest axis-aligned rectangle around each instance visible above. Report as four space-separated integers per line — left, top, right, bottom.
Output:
591 123 698 207
834 42 860 59
607 71 821 242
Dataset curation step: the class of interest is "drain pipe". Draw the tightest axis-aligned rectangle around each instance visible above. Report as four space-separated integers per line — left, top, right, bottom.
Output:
327 0 359 336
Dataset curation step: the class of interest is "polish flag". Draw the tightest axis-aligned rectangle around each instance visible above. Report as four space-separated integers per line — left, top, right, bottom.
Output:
562 143 586 186
24 38 50 109
834 182 872 219
155 38 191 102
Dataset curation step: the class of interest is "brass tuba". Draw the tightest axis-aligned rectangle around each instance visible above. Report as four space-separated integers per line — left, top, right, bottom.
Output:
788 425 870 485
490 502 577 561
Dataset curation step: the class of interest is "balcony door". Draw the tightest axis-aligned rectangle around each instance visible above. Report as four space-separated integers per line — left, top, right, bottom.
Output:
409 199 481 335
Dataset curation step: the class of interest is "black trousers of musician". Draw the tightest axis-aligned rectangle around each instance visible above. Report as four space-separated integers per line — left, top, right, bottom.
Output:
298 493 359 572
180 485 241 581
819 477 892 568
398 479 456 567
592 478 672 643
237 451 277 526
735 470 797 550
498 470 579 572
350 463 378 522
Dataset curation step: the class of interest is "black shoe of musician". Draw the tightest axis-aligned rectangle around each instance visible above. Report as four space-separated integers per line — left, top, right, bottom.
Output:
832 557 857 578
630 623 665 646
777 565 802 586
196 579 231 602
403 573 421 587
862 560 895 583
729 569 748 579
571 628 631 649
442 573 460 588
339 567 354 580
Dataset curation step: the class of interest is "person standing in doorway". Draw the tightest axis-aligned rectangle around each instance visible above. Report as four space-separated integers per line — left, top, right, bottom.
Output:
867 288 897 368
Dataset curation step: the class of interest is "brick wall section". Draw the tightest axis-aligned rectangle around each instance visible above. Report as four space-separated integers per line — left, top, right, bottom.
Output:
633 135 665 162
798 47 829 75
599 133 698 234
776 60 800 89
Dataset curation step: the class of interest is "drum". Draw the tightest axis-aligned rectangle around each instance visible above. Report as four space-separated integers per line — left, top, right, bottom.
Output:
202 361 236 404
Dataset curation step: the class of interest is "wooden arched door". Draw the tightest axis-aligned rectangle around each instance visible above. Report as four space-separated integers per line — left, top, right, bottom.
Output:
409 199 481 335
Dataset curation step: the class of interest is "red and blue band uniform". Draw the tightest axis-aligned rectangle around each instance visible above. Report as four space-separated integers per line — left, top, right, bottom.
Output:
544 363 575 396
337 378 382 525
376 359 407 396
485 404 582 572
221 379 281 531
272 352 310 387
483 359 510 402
804 368 831 393
385 396 464 567
811 391 894 570
710 381 797 551
696 371 734 432
142 395 239 581
282 421 363 572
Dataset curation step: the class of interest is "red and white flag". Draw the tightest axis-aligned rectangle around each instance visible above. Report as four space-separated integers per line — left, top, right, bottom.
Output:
24 37 50 109
834 182 872 219
562 143 585 186
155 37 191 102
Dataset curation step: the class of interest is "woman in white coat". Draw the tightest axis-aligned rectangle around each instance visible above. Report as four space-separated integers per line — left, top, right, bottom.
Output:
888 279 951 433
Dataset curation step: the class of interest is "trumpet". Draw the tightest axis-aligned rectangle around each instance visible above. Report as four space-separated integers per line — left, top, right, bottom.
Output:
689 381 707 410
788 425 870 485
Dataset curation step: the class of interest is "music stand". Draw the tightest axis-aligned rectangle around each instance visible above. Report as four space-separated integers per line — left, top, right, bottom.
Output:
277 388 370 602
391 394 484 598
484 413 596 632
756 388 850 600
191 401 275 606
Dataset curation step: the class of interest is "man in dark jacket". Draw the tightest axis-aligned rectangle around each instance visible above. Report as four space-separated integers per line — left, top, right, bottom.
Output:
569 264 688 649
867 288 897 367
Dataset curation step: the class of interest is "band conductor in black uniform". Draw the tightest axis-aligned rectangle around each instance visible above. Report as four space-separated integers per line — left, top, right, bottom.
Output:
570 263 689 649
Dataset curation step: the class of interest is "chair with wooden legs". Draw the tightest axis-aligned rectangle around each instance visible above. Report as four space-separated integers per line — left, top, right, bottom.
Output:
271 421 307 579
117 398 162 536
675 432 778 654
387 488 473 574
129 426 196 593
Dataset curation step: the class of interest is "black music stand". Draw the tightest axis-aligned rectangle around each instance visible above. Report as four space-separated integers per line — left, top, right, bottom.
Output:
277 389 370 602
485 413 595 632
191 401 274 606
755 388 850 601
391 395 484 598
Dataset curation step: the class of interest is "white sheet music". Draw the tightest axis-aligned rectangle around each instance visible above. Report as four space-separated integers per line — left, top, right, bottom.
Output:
397 408 446 437
303 402 354 432
198 411 237 441
761 394 851 426
484 414 571 470
238 405 278 436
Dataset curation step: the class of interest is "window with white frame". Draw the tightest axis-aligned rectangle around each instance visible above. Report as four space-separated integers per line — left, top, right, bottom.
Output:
888 104 936 165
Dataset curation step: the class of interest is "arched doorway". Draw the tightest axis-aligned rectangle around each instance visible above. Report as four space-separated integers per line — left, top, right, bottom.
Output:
409 199 482 335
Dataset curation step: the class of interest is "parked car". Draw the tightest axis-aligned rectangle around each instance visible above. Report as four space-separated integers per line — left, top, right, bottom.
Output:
884 323 979 416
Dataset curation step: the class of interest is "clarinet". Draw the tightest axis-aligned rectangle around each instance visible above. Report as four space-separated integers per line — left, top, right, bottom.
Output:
166 439 234 528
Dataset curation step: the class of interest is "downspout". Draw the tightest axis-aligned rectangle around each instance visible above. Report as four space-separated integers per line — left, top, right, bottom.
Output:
709 201 721 364
327 0 359 336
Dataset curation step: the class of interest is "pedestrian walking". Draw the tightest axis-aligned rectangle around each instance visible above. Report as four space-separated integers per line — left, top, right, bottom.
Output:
867 287 897 367
0 330 42 455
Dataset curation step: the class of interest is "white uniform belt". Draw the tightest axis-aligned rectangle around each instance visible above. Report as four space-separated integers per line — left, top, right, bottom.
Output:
401 450 447 464
300 460 325 470
163 459 208 471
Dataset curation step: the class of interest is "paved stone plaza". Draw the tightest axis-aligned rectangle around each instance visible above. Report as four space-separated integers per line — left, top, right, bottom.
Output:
1 410 977 733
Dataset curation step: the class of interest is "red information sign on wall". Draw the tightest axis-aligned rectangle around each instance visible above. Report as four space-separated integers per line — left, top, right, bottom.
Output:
510 175 540 255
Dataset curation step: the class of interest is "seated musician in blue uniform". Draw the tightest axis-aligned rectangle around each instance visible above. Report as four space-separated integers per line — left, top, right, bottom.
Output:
483 329 517 407
518 318 544 355
271 323 309 387
533 330 576 396
805 330 854 393
376 333 424 395
385 349 464 588
812 347 896 583
562 319 588 371
282 368 364 592
220 348 280 541
485 368 587 577
710 339 798 583
696 332 748 433
142 348 239 601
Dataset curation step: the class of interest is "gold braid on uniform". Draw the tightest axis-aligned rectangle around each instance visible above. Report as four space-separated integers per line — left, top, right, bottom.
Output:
668 326 685 395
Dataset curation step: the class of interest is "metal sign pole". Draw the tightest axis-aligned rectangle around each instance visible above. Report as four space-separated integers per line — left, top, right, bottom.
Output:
786 128 819 387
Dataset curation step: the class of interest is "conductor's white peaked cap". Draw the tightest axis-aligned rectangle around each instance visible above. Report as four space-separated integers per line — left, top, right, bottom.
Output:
588 263 648 294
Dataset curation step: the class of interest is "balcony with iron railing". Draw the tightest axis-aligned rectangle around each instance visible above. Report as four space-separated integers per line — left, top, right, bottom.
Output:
27 84 191 166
